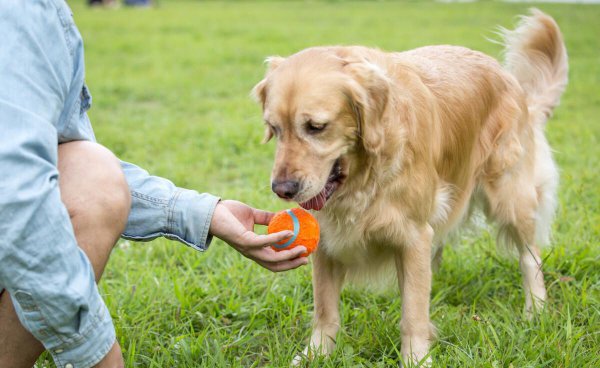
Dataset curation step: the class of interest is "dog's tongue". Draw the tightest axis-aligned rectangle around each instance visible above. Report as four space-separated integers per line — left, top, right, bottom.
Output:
299 181 338 211
299 192 326 211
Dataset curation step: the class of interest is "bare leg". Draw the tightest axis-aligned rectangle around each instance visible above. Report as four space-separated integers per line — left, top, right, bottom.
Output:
0 141 130 368
57 141 131 281
293 248 346 365
0 292 45 368
396 225 435 366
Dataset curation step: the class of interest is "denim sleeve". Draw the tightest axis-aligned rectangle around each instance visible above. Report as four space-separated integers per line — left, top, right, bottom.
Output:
0 1 115 367
121 161 221 251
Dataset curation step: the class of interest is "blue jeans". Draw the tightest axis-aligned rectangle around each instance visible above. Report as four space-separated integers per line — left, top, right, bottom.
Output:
0 1 219 366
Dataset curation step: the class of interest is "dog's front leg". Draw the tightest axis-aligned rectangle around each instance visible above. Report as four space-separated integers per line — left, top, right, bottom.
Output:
293 247 346 365
395 224 435 367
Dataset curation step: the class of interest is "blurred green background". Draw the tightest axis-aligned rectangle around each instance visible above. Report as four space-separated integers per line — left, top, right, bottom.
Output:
37 1 600 367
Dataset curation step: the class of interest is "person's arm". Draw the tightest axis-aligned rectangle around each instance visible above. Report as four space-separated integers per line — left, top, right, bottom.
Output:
120 162 308 272
120 160 221 250
0 3 116 367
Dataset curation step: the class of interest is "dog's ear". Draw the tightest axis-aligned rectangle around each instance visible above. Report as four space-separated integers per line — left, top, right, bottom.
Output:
262 125 274 143
251 78 268 106
344 60 390 155
251 56 286 106
252 56 286 144
264 55 285 70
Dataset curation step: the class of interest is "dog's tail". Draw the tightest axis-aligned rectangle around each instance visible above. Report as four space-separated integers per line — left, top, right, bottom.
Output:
501 9 568 126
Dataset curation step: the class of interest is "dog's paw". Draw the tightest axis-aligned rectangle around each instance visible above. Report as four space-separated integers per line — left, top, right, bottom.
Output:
524 297 546 320
291 352 305 367
291 330 337 366
400 353 432 368
524 288 547 320
401 337 431 367
291 346 320 367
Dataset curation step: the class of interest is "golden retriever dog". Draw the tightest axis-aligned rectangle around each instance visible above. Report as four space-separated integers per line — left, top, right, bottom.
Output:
252 9 567 366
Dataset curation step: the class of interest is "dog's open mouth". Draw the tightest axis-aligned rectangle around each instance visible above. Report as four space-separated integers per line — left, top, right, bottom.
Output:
299 158 346 211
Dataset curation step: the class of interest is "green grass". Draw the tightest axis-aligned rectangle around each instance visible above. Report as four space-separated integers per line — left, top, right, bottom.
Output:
39 1 600 367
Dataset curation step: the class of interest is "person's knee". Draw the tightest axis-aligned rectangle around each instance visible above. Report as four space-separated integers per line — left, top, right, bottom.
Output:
58 141 131 237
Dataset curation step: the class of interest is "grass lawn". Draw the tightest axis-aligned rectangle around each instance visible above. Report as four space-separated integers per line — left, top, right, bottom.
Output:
39 1 599 367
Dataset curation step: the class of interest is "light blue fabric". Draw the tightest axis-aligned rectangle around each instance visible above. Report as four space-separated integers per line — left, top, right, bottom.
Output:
0 1 219 366
121 161 219 251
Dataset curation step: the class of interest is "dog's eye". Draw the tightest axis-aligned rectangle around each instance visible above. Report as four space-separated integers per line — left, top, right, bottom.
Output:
306 121 327 134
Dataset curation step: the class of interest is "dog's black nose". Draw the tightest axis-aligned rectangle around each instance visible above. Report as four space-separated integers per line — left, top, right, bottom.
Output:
272 180 300 199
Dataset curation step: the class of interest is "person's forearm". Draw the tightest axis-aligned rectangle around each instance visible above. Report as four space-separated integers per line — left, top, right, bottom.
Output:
120 160 220 250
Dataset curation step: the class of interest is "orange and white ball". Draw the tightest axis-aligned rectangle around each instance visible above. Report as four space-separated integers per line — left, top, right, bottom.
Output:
267 208 320 257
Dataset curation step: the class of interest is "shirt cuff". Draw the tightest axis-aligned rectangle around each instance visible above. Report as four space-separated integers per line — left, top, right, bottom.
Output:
123 189 220 251
166 189 220 251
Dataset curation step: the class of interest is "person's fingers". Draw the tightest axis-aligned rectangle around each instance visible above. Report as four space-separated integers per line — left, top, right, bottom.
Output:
252 208 276 226
272 257 309 272
259 256 309 273
256 246 307 263
241 230 293 249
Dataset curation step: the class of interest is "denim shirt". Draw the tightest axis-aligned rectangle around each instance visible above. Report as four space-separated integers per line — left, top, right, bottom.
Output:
0 1 219 367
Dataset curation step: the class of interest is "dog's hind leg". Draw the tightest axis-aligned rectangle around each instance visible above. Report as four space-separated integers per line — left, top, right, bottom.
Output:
482 149 548 318
501 219 546 318
293 248 346 365
431 243 444 272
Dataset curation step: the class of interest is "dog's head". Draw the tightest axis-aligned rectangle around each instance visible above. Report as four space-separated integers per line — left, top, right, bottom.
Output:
252 47 390 210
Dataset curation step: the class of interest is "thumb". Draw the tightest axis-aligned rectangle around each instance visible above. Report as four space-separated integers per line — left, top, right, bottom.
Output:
252 208 276 226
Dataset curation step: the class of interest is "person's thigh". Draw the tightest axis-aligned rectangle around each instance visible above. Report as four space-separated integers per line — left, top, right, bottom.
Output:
58 140 131 281
0 141 129 367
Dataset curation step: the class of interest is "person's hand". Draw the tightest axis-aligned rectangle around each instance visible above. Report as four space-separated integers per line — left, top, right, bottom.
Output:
209 200 309 272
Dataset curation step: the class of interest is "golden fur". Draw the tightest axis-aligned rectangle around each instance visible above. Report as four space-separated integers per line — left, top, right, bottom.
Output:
253 9 567 365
